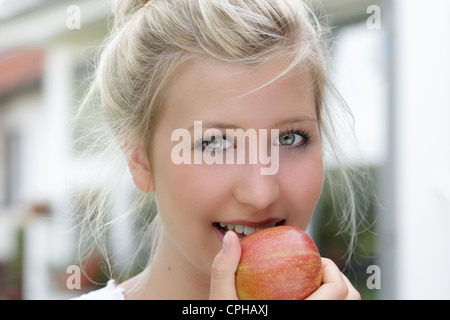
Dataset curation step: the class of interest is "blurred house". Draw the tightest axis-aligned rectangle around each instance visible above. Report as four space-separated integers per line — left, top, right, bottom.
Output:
0 0 110 299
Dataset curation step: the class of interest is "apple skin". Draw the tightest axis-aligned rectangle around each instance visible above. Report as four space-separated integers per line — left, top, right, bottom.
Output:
235 225 322 300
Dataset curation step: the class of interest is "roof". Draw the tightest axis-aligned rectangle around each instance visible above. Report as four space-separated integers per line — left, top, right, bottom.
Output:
0 48 43 97
0 0 57 21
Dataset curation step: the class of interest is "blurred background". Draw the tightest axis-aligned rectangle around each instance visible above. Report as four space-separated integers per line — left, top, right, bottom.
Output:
0 0 449 300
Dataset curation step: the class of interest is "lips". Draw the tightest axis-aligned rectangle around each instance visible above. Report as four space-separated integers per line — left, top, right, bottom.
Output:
214 219 286 239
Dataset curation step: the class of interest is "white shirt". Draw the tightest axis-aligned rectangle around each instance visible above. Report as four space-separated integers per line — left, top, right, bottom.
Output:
72 280 125 300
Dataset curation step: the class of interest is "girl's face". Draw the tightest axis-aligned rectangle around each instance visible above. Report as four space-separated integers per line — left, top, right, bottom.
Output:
148 58 323 278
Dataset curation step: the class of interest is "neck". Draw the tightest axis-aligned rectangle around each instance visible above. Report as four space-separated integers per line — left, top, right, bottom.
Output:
122 231 211 300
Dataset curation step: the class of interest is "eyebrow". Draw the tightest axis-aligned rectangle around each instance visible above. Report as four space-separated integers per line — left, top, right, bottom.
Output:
274 116 318 127
188 122 240 131
188 116 317 131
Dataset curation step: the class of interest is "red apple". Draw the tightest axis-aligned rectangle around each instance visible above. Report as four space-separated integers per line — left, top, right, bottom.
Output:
235 225 322 300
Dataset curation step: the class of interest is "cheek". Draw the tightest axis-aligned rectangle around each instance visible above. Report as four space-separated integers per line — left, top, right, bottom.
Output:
152 131 236 230
154 163 204 225
152 137 230 212
156 163 232 215
152 153 230 273
279 151 324 228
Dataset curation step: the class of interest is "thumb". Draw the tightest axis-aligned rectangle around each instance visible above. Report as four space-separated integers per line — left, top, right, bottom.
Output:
209 231 241 300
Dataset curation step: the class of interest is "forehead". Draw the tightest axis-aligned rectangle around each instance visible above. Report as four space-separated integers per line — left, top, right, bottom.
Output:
162 58 317 129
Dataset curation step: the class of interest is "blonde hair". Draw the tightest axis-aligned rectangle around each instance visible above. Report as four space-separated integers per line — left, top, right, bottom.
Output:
75 0 369 282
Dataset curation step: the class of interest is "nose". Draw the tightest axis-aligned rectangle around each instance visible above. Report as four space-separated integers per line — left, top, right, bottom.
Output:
232 164 280 210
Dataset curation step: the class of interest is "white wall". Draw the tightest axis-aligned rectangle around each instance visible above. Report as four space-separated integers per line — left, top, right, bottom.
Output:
332 22 388 166
392 0 450 299
0 90 44 264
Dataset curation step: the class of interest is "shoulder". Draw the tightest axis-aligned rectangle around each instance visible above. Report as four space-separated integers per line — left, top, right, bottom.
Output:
72 280 125 300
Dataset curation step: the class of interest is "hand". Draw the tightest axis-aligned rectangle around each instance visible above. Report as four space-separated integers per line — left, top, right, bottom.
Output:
306 258 361 300
209 235 360 300
209 231 241 300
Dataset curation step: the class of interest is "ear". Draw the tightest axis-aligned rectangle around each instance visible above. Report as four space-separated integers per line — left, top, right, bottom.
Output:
124 137 155 193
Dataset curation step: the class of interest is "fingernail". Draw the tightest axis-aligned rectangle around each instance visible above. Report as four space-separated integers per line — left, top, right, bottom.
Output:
222 231 231 253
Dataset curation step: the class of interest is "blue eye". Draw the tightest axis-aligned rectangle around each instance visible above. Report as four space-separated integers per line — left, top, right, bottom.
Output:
203 136 221 149
278 132 302 146
202 136 233 154
275 130 311 149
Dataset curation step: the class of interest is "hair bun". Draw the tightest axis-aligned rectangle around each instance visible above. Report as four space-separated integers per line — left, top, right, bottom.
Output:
112 0 150 28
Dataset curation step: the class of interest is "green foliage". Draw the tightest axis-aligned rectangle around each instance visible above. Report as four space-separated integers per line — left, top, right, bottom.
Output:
314 166 380 300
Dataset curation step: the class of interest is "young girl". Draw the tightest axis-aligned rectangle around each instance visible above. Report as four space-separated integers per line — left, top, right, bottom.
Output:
75 0 362 300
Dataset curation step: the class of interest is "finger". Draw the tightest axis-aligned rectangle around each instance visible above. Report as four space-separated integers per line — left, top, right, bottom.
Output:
321 258 346 286
209 231 241 300
306 258 356 300
341 273 361 300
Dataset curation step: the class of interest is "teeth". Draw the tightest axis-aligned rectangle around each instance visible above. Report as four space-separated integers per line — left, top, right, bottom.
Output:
234 224 244 234
243 225 255 235
218 222 278 237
